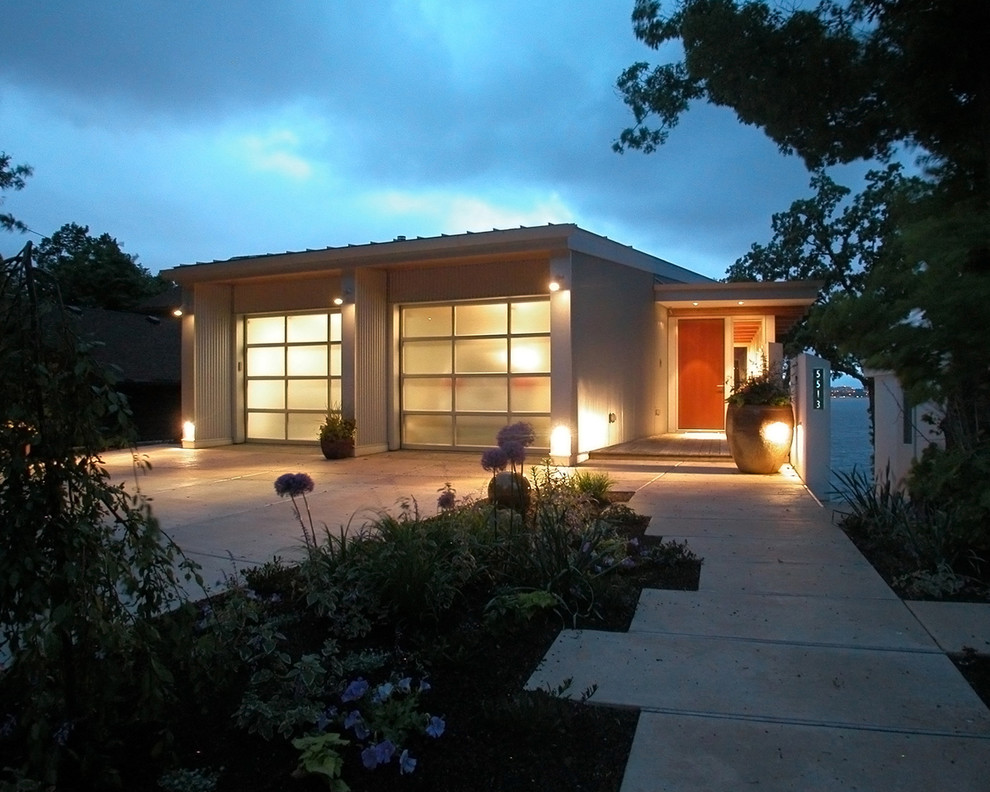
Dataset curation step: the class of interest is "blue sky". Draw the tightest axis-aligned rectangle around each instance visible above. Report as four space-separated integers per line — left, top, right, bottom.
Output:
2 1 837 279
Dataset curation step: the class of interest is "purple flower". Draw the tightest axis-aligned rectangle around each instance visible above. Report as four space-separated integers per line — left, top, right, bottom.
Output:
501 440 526 465
619 557 637 570
497 422 536 448
361 739 396 769
426 714 446 738
481 446 509 472
419 679 431 693
341 678 369 702
397 677 412 694
344 710 370 740
372 682 394 703
437 488 457 510
274 472 315 497
399 748 417 775
315 705 338 731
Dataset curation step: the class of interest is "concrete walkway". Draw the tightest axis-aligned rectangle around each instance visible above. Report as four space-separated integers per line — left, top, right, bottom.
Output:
527 459 990 791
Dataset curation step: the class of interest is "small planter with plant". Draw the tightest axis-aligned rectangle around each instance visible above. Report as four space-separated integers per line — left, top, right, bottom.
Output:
319 407 356 459
725 362 794 474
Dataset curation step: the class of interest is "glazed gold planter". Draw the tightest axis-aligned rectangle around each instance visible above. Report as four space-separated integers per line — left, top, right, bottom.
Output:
725 404 794 474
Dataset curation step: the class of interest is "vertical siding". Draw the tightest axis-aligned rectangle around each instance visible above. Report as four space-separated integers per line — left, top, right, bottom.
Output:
193 284 234 444
570 253 658 453
354 269 389 451
390 258 548 302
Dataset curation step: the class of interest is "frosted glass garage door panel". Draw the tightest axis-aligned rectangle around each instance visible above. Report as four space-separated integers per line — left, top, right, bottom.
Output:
455 303 506 336
455 338 506 373
247 412 285 440
403 414 453 445
247 380 285 410
287 412 323 441
287 313 328 343
404 340 452 374
246 316 285 344
247 347 285 377
510 301 550 334
403 378 453 411
455 416 507 447
520 416 552 448
287 345 328 376
329 380 342 407
404 306 452 337
330 312 342 342
287 380 327 410
456 377 507 412
330 346 341 377
510 377 550 413
510 337 550 373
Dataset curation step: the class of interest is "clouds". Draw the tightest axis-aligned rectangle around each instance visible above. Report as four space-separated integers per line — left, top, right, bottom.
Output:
1 1 814 276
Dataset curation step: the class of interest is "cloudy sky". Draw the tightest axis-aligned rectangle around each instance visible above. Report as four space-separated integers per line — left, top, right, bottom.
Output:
2 1 841 279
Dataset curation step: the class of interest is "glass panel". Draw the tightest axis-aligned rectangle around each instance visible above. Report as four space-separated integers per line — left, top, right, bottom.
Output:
247 380 285 410
455 303 506 336
329 379 341 407
455 338 506 373
403 378 453 411
287 412 323 441
245 316 284 345
511 300 550 334
510 376 550 412
403 306 452 337
287 313 328 343
404 340 452 374
247 411 285 440
330 312 342 342
329 344 342 376
287 345 328 376
515 416 552 449
455 415 507 447
403 414 452 445
287 379 328 410
247 346 285 377
510 337 550 373
455 376 507 411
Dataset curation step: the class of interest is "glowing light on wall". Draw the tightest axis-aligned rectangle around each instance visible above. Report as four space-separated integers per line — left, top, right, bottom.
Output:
550 424 571 457
182 421 196 442
761 420 792 446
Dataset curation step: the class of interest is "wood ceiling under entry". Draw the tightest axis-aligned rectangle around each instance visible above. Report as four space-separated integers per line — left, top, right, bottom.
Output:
733 319 762 345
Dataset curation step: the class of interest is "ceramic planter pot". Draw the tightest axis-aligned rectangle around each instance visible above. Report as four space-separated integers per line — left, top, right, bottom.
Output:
320 436 355 459
725 403 794 474
488 471 531 511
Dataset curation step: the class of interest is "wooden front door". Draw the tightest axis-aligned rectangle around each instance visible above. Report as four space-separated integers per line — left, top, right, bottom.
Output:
678 318 725 429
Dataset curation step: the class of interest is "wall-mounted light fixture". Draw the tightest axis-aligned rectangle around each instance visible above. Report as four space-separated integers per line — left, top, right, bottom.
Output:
333 296 344 306
548 279 561 293
171 307 183 317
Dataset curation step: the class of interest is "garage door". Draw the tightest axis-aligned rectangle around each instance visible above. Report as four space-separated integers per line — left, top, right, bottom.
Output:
244 312 342 441
400 299 551 449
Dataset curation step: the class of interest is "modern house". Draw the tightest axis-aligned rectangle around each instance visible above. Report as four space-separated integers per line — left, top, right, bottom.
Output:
163 224 819 465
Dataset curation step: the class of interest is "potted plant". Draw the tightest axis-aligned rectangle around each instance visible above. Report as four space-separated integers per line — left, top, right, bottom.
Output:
724 363 794 474
318 408 356 459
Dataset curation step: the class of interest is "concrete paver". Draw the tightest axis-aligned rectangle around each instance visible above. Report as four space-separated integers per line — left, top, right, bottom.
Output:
527 458 990 790
907 600 990 655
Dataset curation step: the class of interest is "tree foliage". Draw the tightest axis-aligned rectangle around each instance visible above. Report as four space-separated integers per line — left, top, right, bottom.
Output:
35 222 170 311
0 152 32 233
726 164 911 384
616 0 990 180
0 242 199 786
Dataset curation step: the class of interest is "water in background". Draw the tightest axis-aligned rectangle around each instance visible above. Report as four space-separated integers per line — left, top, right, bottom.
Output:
830 397 872 492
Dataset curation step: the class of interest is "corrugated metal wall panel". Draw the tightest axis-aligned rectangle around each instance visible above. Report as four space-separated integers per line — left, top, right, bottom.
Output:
390 258 548 303
355 269 389 448
193 284 234 443
233 276 340 314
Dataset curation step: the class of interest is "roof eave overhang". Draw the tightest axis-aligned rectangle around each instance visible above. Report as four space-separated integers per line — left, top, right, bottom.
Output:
655 280 822 310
